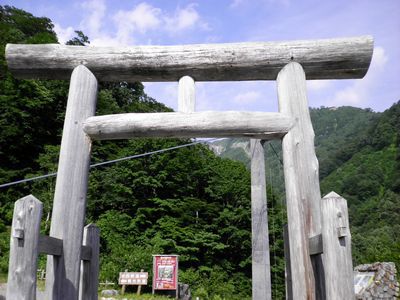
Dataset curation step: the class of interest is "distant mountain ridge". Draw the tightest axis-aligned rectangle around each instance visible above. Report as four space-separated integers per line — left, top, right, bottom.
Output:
209 103 400 269
209 106 379 194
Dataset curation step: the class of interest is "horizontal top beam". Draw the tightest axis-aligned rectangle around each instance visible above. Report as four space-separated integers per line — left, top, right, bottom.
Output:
83 111 294 140
6 36 373 82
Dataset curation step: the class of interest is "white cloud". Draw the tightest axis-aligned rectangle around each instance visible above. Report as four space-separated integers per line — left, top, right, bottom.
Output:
114 3 161 40
332 86 363 106
144 82 178 110
80 0 106 37
372 46 388 70
77 1 207 46
53 23 75 44
233 91 262 104
307 80 331 92
230 0 245 8
90 35 124 47
164 4 200 33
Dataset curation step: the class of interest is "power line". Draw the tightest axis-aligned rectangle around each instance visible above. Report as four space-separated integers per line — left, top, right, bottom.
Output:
0 138 224 189
0 172 58 189
269 143 283 166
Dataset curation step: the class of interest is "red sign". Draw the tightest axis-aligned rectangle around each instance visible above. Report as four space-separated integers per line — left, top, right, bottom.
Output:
152 255 178 290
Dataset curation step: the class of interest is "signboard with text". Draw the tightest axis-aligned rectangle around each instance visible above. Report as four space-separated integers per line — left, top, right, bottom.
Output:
152 255 179 291
119 272 148 285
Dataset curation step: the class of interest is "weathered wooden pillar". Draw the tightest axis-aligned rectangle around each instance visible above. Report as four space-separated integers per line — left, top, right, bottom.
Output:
178 75 195 113
321 192 354 299
250 139 272 300
79 224 100 300
7 195 42 300
277 62 323 300
283 224 293 300
46 65 98 299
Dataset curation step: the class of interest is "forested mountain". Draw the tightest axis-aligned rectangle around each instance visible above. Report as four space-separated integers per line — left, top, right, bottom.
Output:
211 104 400 271
0 5 398 300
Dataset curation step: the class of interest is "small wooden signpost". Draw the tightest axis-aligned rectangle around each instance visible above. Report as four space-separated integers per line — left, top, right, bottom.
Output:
119 269 148 295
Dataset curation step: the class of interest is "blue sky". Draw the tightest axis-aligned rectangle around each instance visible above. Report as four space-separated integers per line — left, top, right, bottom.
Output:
3 0 400 112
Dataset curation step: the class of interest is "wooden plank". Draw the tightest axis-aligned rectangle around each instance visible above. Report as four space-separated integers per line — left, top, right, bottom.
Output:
79 224 100 300
321 192 354 299
6 36 373 81
250 139 272 300
83 111 293 140
308 234 323 256
38 235 63 256
81 245 92 261
277 62 323 299
178 76 195 113
7 195 42 300
45 65 98 300
38 234 92 259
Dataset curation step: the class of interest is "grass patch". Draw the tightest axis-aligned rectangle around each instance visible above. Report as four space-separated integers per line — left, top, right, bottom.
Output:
98 292 172 299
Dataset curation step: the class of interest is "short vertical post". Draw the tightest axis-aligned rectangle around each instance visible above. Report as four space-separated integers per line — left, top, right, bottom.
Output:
121 269 128 295
137 269 144 295
250 139 272 300
178 76 195 113
277 62 323 300
7 195 43 300
46 65 98 299
79 224 100 300
321 192 354 299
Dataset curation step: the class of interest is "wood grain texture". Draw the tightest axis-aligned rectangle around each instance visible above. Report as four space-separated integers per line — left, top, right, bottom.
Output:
308 234 323 256
79 224 100 300
250 139 272 300
45 65 98 300
6 36 373 82
283 224 293 300
83 111 293 140
277 62 323 300
321 192 354 300
178 76 195 113
7 195 42 300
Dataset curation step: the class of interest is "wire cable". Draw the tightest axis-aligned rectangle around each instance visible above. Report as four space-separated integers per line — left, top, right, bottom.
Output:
0 138 225 189
269 143 283 166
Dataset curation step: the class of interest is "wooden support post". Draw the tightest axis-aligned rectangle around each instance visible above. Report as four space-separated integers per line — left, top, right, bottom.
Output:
7 195 42 300
45 65 98 300
79 224 100 300
121 269 128 295
121 284 126 295
137 269 144 296
321 192 354 299
277 62 323 300
250 139 272 300
178 76 195 113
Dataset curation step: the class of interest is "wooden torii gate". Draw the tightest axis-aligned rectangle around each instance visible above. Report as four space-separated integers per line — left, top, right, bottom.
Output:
6 35 373 300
